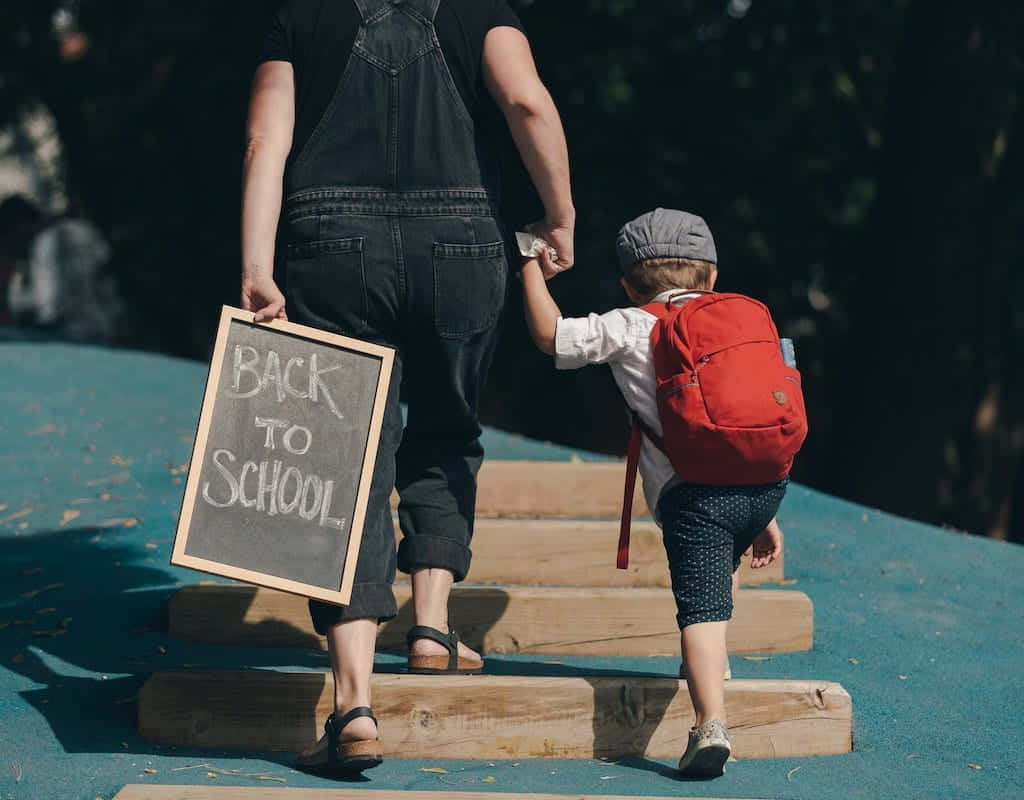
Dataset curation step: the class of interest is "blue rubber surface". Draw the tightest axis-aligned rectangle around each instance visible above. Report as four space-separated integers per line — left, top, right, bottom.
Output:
1 340 1021 800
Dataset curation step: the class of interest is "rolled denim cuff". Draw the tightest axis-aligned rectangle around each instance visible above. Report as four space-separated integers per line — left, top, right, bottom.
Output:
309 582 398 633
396 533 472 582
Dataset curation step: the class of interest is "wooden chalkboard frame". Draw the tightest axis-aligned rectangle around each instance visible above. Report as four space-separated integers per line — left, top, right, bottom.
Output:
171 305 394 605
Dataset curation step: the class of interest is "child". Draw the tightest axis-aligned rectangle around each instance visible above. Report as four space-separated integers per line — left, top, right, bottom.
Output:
520 208 790 778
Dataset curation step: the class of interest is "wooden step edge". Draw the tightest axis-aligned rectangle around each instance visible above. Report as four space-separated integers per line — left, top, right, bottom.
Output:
391 460 647 518
170 584 814 656
138 670 852 759
395 518 785 587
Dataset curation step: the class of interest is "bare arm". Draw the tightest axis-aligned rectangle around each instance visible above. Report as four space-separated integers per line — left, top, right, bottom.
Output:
520 258 562 355
483 27 574 275
241 60 294 321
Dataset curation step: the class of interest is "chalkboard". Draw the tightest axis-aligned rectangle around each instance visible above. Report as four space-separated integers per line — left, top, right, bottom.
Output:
171 306 394 605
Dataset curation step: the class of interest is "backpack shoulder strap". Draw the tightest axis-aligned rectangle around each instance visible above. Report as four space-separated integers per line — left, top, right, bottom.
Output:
617 420 642 570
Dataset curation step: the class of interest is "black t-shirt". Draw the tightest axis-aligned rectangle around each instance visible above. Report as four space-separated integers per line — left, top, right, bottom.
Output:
260 0 524 160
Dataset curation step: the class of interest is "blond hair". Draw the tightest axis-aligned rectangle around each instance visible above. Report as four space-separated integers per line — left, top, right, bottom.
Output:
623 257 717 299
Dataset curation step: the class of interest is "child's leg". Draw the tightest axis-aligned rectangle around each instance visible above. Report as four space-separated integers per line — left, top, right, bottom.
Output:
659 485 738 725
680 621 729 726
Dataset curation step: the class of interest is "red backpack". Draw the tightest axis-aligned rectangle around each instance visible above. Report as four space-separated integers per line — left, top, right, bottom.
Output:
617 291 808 568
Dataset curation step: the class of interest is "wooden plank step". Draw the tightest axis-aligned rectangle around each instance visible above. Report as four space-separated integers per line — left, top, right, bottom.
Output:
170 584 813 655
138 671 852 759
391 460 646 518
403 518 784 587
115 786 760 800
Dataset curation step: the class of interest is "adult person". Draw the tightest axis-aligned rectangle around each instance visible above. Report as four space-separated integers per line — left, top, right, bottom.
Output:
240 0 574 776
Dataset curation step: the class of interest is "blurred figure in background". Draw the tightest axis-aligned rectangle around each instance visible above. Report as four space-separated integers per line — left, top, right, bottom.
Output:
0 194 120 340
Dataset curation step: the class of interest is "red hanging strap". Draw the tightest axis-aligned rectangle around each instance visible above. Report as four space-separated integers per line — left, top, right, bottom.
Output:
617 420 643 569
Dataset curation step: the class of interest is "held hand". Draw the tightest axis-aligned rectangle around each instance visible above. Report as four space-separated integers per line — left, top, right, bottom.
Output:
525 219 574 279
241 274 287 323
749 516 783 569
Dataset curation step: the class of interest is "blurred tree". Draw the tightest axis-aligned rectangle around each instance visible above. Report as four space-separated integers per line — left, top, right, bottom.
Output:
0 0 1019 540
834 0 1023 540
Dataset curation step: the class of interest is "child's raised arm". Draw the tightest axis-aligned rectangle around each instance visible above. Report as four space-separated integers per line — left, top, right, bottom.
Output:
520 257 562 355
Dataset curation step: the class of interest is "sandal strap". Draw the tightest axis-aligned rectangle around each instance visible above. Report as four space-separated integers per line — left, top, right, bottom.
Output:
406 624 459 671
325 706 378 763
330 706 378 731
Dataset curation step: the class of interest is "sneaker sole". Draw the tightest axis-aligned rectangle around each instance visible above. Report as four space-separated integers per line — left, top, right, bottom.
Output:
678 742 730 778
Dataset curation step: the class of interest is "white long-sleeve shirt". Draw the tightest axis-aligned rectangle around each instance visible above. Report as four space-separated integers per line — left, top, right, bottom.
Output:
554 289 699 522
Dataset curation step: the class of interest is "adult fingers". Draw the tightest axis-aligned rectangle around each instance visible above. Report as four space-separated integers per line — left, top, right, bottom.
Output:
253 298 284 323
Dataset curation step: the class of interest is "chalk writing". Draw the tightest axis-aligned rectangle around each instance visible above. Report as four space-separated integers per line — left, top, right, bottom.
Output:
227 345 345 420
201 448 346 530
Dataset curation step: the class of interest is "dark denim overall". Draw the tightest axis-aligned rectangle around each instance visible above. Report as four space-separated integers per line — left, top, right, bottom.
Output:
282 0 508 628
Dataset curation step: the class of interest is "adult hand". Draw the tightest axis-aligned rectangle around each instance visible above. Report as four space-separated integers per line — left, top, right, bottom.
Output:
241 274 287 323
525 219 574 279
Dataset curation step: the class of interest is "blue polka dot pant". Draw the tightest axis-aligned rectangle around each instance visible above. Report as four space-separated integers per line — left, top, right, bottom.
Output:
657 478 788 629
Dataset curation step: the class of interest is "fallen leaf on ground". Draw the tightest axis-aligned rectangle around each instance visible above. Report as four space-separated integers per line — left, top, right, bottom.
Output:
156 645 167 654
778 578 798 585
97 517 140 529
899 674 908 680
86 471 131 487
143 768 157 774
100 492 112 501
743 655 770 661
19 522 29 529
787 766 802 781
1 508 34 523
482 776 496 783
70 498 94 505
420 767 448 774
907 754 920 760
968 763 982 770
849 657 859 665
207 772 218 779
110 456 134 466
145 542 158 550
0 504 7 512
59 509 81 526
21 583 64 599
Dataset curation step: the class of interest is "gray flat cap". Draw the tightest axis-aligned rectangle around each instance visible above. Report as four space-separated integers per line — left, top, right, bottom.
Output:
616 208 717 270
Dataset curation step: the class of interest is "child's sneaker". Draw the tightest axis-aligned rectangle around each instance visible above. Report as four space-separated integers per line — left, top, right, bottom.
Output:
679 660 732 680
677 719 731 778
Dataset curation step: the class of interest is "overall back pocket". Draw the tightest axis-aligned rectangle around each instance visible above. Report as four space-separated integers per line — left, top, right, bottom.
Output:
285 237 367 336
432 240 507 339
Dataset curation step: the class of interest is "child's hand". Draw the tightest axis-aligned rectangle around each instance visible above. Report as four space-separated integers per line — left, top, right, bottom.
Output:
749 516 783 568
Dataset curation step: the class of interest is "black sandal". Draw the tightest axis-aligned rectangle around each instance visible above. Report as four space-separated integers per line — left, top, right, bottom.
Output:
406 624 483 674
295 706 383 777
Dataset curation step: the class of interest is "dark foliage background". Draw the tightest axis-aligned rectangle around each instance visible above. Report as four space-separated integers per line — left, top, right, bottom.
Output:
3 0 1021 540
